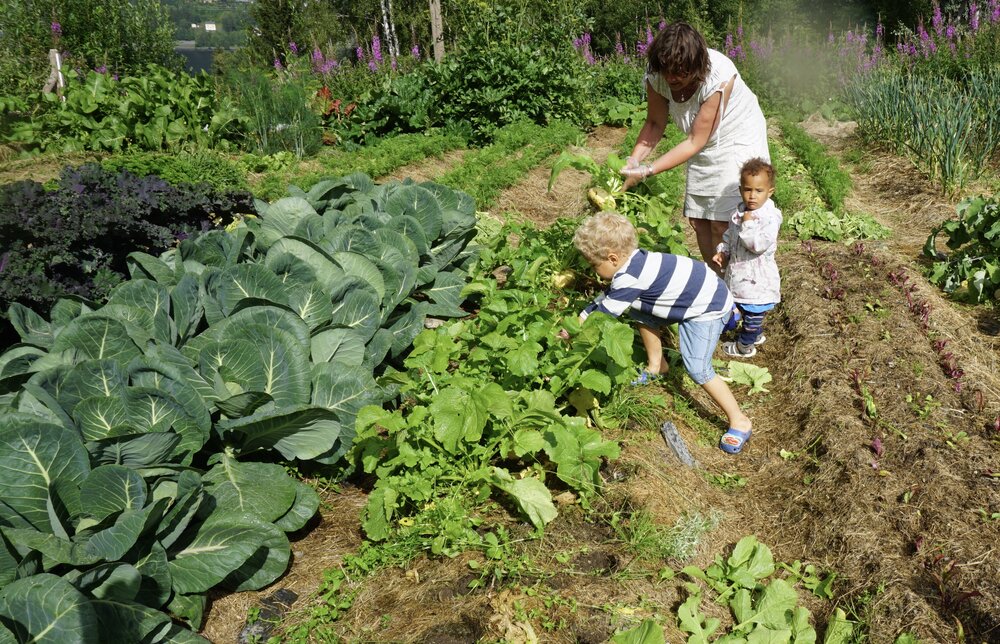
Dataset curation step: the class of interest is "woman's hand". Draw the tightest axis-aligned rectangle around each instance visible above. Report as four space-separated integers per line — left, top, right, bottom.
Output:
621 164 652 191
711 251 728 268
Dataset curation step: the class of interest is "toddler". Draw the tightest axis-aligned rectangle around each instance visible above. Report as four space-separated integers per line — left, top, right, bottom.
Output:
712 158 782 358
570 211 753 454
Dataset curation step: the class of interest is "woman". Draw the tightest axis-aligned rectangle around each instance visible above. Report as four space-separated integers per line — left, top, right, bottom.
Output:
622 22 769 269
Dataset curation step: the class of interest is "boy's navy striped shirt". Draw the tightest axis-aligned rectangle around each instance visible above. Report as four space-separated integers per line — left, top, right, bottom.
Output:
581 250 733 323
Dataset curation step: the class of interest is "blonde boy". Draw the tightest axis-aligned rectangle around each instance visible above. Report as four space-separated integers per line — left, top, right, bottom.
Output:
571 211 753 454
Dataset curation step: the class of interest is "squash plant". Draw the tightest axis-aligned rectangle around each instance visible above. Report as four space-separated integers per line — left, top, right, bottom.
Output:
0 173 478 640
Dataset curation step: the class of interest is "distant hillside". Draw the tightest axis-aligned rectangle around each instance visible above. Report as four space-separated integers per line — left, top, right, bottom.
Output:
163 0 249 48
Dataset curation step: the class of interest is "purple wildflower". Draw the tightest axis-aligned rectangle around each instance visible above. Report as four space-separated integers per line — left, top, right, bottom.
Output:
971 2 980 32
946 24 956 40
273 58 283 71
658 20 666 32
368 60 377 72
932 2 944 34
356 46 364 62
312 48 323 63
51 21 62 36
614 33 624 57
289 41 298 55
95 65 107 74
991 0 1000 23
0 252 8 275
411 44 420 59
391 56 397 70
372 35 383 63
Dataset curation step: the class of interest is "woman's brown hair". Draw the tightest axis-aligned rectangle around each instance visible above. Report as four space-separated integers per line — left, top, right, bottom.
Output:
647 22 710 88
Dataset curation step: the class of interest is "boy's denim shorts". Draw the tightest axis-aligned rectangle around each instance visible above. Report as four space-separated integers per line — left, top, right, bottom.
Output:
629 309 727 385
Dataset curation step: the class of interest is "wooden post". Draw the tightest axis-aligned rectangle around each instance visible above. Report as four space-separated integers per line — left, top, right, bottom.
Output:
429 0 444 62
42 48 66 99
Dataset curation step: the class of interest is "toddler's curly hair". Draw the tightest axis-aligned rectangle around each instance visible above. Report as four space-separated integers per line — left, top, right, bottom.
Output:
573 211 638 265
740 157 776 187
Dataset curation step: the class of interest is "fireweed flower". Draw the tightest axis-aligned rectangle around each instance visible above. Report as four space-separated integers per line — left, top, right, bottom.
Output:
368 60 377 72
51 22 62 36
95 65 107 74
356 46 364 62
614 34 624 58
372 35 382 63
273 58 283 71
932 2 944 34
970 3 980 32
991 0 1000 23
289 41 298 55
411 44 420 59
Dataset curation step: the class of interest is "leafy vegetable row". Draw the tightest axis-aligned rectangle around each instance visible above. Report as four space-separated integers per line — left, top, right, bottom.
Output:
0 173 478 641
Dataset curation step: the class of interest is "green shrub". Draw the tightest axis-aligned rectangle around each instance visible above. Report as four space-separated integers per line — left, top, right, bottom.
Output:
101 150 249 193
426 42 590 144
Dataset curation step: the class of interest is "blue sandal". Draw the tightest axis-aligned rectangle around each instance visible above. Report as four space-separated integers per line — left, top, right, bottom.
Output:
630 370 661 386
719 427 752 454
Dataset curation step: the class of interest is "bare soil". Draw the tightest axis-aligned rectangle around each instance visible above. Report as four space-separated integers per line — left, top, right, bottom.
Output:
200 120 1000 643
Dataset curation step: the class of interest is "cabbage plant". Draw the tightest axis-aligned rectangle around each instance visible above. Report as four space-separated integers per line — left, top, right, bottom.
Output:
0 173 478 640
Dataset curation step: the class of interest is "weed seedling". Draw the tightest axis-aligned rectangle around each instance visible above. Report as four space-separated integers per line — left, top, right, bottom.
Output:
942 428 970 449
975 508 1000 522
906 393 940 420
703 471 748 491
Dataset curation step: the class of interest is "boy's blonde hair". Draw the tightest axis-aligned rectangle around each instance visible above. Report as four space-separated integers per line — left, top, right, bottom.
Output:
573 211 638 264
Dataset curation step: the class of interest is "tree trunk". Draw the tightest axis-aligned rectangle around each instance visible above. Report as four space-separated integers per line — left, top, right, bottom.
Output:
429 0 444 61
387 0 400 58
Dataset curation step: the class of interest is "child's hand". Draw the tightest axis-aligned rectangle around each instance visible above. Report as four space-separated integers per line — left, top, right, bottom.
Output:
557 328 571 340
711 252 728 268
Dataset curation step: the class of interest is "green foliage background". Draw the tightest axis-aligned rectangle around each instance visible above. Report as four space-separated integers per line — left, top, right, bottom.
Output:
0 0 177 99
